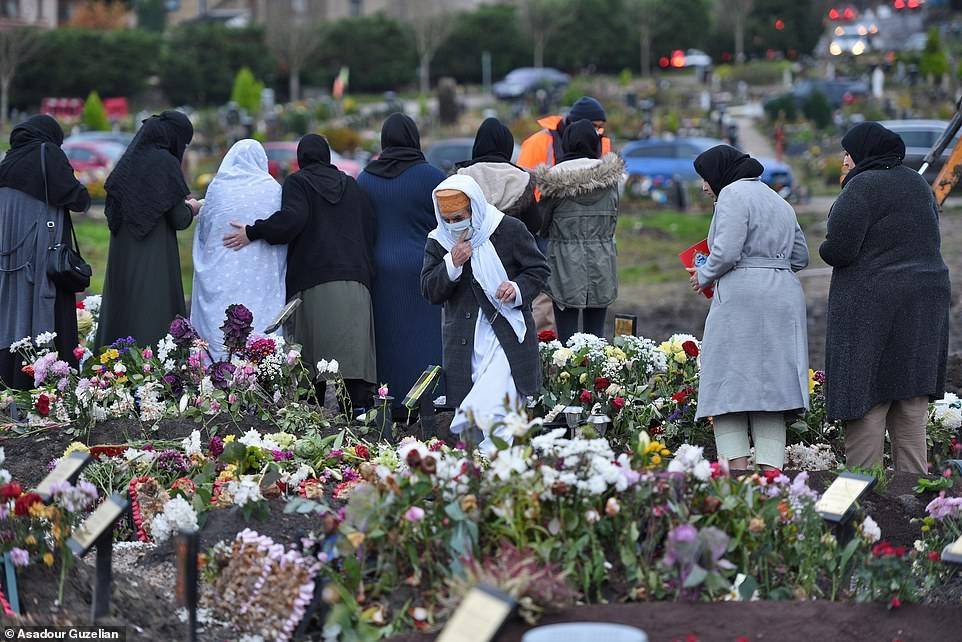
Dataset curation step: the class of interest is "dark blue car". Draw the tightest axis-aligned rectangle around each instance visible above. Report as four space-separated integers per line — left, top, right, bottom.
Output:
621 137 794 197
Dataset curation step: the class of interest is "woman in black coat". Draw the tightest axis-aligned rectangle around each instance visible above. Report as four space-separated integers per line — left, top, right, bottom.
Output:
0 115 90 389
820 121 950 473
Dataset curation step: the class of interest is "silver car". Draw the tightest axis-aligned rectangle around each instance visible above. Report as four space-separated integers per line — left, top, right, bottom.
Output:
876 119 958 182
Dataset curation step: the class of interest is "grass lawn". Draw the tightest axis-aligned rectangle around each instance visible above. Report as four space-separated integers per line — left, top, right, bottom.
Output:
73 215 195 296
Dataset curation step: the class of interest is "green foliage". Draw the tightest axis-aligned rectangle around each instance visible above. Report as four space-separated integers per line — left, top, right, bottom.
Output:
764 94 798 122
920 28 950 80
546 0 637 72
802 90 832 130
707 0 824 60
646 0 712 63
433 3 529 84
12 29 161 110
230 67 264 115
158 23 275 107
306 15 416 94
135 0 167 32
81 91 110 132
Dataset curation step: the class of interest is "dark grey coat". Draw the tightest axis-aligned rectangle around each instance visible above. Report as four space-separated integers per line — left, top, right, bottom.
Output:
820 165 950 421
421 215 549 407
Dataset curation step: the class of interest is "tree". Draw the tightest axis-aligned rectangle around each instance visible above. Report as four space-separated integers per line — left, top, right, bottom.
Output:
516 0 564 69
742 0 826 60
307 15 417 93
627 0 658 76
433 4 529 84
649 0 711 62
724 0 753 64
402 0 457 95
134 0 166 32
69 1 130 30
231 67 264 114
82 91 110 131
920 27 949 81
0 27 41 127
265 3 322 102
549 0 634 73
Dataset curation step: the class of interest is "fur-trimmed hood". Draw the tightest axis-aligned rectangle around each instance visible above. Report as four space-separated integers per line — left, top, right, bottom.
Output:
534 152 625 201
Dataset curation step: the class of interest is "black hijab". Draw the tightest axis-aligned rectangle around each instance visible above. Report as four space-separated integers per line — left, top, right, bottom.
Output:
295 134 347 204
694 144 764 197
560 119 602 162
841 121 905 188
0 115 89 210
364 113 427 179
104 110 193 240
465 117 515 167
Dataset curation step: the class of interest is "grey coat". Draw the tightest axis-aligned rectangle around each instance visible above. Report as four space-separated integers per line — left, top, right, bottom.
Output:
421 216 549 407
695 179 810 419
535 153 625 309
820 165 950 421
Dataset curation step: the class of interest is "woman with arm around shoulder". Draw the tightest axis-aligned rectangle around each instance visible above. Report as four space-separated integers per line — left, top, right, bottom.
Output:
689 145 810 471
820 122 950 474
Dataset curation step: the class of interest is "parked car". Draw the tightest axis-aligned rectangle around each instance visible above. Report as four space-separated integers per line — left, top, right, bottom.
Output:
262 141 361 179
875 119 957 182
767 78 868 111
683 49 713 68
424 138 521 173
65 131 135 148
493 67 570 101
62 140 126 174
621 137 794 197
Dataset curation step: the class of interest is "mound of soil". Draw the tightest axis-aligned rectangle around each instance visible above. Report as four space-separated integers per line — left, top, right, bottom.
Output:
389 601 962 642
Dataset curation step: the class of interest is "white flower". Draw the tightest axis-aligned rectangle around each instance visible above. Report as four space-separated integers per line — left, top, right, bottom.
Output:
9 337 32 353
328 359 339 374
34 331 57 346
181 430 203 457
488 447 529 481
860 515 881 544
150 496 199 543
668 444 711 481
914 539 925 552
227 476 264 507
157 335 177 363
934 404 962 430
551 347 573 368
316 359 329 373
397 438 429 463
584 509 600 523
113 363 127 374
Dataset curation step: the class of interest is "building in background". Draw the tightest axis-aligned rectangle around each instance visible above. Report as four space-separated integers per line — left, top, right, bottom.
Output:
0 0 94 29
167 0 494 26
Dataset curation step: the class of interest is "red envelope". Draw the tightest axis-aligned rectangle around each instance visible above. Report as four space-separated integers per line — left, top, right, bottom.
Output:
678 239 714 299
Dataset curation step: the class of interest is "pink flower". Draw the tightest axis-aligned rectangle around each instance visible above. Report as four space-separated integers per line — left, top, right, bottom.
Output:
73 346 86 361
142 348 153 359
404 506 425 522
377 384 389 398
143 364 152 373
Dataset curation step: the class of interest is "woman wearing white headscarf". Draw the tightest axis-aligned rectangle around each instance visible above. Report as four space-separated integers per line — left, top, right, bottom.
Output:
191 139 284 360
421 175 548 453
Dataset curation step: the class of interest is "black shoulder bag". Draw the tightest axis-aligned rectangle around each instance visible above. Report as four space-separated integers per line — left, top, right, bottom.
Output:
42 142 91 293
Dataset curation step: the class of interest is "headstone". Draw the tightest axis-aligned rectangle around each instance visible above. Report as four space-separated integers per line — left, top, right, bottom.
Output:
872 67 885 99
815 472 875 523
613 315 638 337
436 585 516 642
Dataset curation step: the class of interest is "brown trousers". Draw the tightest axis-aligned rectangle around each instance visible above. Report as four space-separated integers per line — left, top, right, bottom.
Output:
533 292 557 333
844 396 929 474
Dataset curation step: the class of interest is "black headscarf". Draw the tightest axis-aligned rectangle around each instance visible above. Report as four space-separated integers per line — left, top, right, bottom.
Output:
363 113 427 179
694 144 764 198
560 119 602 162
104 111 193 240
0 115 89 210
841 121 905 188
294 134 347 204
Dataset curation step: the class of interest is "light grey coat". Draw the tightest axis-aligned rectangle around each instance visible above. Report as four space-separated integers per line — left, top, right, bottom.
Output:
694 178 810 419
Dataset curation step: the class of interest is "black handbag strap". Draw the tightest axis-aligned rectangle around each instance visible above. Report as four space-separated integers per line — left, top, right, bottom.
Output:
39 143 81 254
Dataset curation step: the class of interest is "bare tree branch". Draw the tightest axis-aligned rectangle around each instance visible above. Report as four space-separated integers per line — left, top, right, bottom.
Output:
0 26 42 127
717 0 754 64
265 2 322 102
515 0 564 69
401 0 457 95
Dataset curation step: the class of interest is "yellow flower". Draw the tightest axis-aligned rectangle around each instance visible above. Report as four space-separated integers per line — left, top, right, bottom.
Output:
224 435 236 444
115 376 128 385
347 531 366 548
604 346 627 361
63 441 90 457
99 348 119 364
808 369 817 395
29 503 48 519
660 448 671 457
25 535 37 546
673 350 688 364
650 454 662 465
579 373 589 384
559 371 570 382
43 552 54 566
216 463 238 483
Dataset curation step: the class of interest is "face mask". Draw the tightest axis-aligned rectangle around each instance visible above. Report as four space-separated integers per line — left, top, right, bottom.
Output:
443 218 472 235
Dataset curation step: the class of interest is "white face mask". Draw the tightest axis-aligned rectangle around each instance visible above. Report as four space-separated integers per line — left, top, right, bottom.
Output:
443 218 472 235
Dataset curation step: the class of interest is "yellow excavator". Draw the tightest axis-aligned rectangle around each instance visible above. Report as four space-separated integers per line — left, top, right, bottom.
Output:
924 96 962 207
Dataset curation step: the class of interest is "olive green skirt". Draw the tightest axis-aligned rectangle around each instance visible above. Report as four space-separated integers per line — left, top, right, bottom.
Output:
289 281 376 383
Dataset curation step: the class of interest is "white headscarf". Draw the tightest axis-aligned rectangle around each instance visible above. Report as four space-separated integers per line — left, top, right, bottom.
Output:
191 139 284 360
428 174 526 343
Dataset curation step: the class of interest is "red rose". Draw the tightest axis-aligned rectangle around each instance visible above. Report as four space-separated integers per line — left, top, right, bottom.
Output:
612 396 625 411
671 386 695 405
682 340 700 357
579 389 593 404
21 365 34 378
354 444 370 460
35 394 50 417
0 481 22 500
76 300 85 310
594 376 610 392
14 492 42 516
929 551 941 562
538 330 558 343
762 469 782 483
889 597 901 609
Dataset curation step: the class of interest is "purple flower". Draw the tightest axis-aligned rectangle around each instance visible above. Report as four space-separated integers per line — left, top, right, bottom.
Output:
155 449 190 474
814 370 826 384
272 450 293 462
209 435 224 458
670 523 698 544
209 361 236 391
9 547 28 567
162 373 184 395
341 467 360 482
169 317 197 346
220 304 254 355
109 336 137 354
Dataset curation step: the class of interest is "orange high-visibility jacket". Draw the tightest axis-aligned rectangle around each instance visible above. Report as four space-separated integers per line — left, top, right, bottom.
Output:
517 115 612 171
